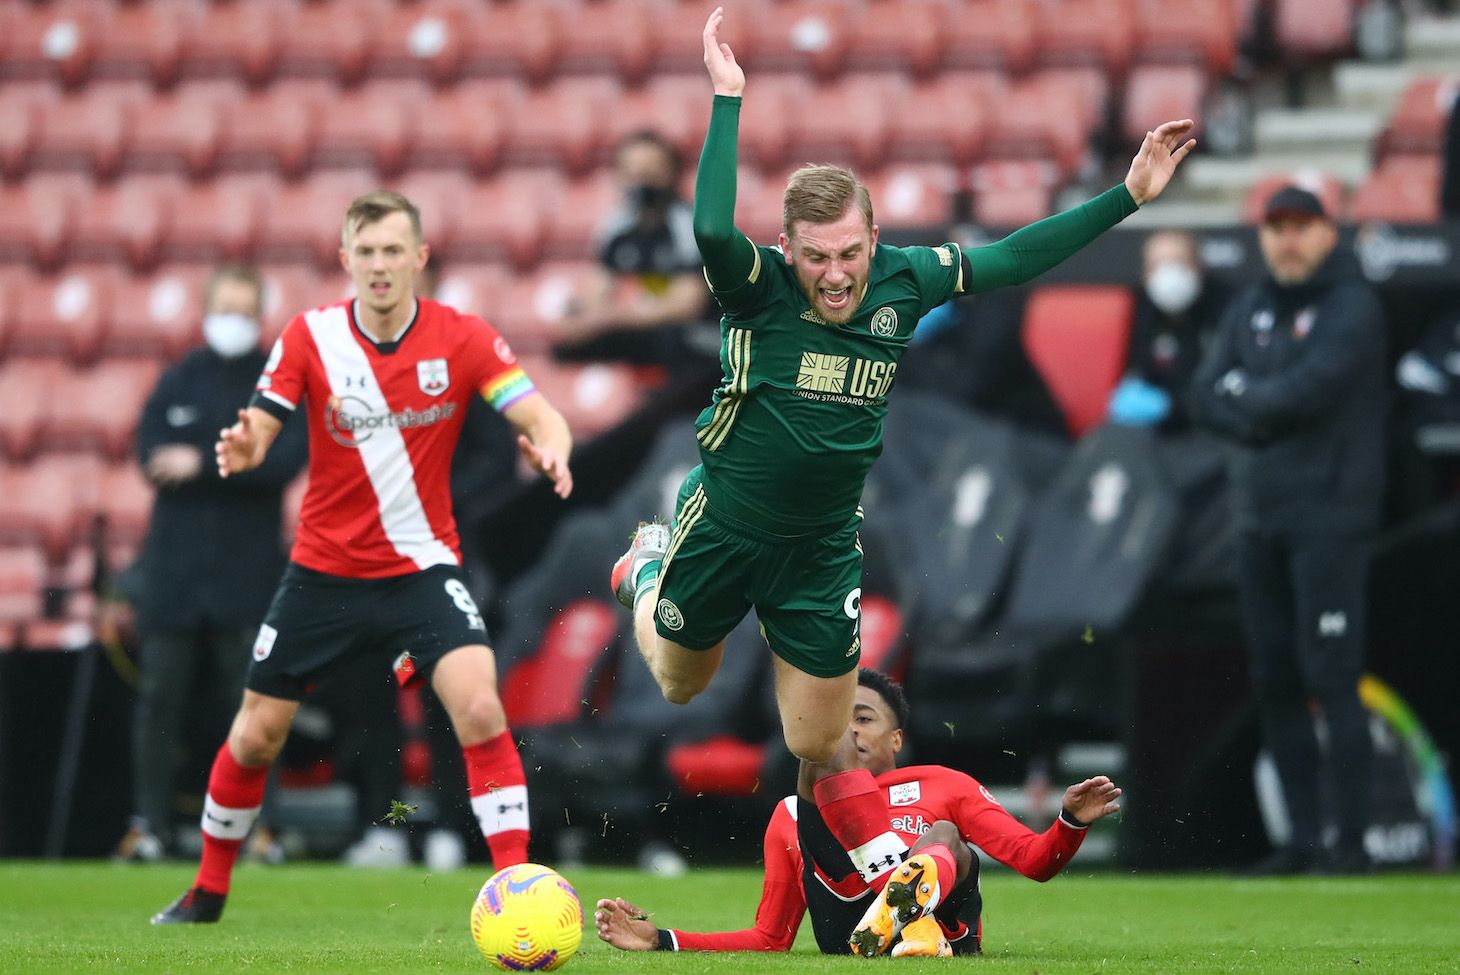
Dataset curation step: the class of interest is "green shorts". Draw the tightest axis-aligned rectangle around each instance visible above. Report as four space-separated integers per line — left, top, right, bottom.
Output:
653 467 864 679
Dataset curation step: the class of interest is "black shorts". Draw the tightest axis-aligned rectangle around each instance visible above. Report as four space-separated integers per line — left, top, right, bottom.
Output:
246 562 489 701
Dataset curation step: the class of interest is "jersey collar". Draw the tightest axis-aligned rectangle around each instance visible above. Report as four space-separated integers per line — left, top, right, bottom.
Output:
350 298 419 355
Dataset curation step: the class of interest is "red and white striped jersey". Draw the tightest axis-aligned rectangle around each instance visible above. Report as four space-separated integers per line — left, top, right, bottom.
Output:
252 298 534 578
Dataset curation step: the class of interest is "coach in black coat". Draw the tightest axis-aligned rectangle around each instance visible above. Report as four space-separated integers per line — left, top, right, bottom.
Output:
120 265 307 858
1188 186 1386 876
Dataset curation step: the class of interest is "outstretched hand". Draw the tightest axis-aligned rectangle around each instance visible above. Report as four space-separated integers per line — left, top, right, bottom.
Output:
703 6 744 97
1124 120 1197 206
517 434 573 499
595 897 659 951
1061 775 1122 826
216 408 263 478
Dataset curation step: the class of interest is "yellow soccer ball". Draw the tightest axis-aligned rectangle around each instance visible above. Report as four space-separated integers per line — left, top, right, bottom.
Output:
470 863 583 971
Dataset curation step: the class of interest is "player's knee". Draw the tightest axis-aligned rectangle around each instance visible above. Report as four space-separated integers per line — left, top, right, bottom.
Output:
658 679 702 706
452 689 508 742
784 726 840 764
229 721 286 766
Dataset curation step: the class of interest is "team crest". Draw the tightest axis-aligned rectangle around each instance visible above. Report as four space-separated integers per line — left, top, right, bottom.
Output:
870 306 898 338
1293 306 1317 339
657 598 685 631
253 624 277 661
889 782 921 806
417 358 449 395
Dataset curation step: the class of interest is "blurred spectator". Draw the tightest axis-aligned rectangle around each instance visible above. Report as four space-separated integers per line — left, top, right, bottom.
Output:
1188 186 1387 876
1443 83 1460 219
116 264 307 862
1107 230 1230 432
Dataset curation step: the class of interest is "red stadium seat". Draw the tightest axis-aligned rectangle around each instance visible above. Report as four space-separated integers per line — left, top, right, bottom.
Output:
784 73 907 173
310 81 429 176
970 159 1057 226
982 72 1101 176
944 0 1038 74
106 266 209 362
98 461 156 552
0 85 54 179
0 176 84 270
259 264 324 348
1274 0 1355 60
512 353 648 442
645 0 754 76
739 0 854 79
405 78 522 175
541 171 622 263
431 262 512 324
365 0 476 86
122 92 230 179
1348 155 1443 225
488 261 600 352
1037 0 1137 76
500 599 619 729
1022 283 1135 437
50 358 163 460
0 452 104 560
554 0 656 84
601 79 705 167
733 73 812 171
1242 170 1346 225
0 3 103 86
274 0 386 86
89 1 201 87
1134 0 1237 74
68 175 185 271
256 169 379 269
0 356 67 460
164 173 277 264
1122 63 1209 146
1377 77 1459 160
666 736 769 796
31 89 139 178
863 163 960 229
452 170 564 271
501 76 622 175
462 2 561 84
9 264 119 363
178 0 291 85
729 163 787 248
885 71 1001 166
845 0 951 78
393 169 476 256
0 545 47 626
215 90 323 178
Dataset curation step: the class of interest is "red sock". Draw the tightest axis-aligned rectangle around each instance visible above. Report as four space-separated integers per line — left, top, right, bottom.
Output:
195 744 268 895
912 842 958 912
463 730 529 869
812 769 905 885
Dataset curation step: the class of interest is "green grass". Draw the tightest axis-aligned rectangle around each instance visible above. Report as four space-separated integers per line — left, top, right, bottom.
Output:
2 862 1459 974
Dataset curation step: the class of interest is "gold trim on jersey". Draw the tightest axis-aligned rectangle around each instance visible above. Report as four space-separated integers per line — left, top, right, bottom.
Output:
697 327 751 452
747 241 762 284
660 484 707 581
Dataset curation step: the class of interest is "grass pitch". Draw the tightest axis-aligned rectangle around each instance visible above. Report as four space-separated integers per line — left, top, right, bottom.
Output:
2 861 1458 974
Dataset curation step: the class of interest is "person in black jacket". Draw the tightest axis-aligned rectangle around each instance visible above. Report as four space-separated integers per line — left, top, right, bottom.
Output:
115 264 307 860
1188 186 1386 876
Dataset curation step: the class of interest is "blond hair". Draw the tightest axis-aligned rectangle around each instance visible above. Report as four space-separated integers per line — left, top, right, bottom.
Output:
342 190 422 246
782 165 874 238
203 262 265 317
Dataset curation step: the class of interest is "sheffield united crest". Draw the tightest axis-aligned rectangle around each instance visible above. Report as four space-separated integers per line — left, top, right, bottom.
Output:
417 358 449 395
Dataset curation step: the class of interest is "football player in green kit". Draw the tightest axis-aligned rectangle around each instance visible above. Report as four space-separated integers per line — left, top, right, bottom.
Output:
612 5 1197 766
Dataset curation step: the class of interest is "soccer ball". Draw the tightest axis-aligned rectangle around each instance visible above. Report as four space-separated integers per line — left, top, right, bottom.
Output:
470 863 583 971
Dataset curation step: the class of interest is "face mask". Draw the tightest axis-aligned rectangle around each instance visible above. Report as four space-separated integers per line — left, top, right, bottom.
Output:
629 184 676 211
1144 262 1201 315
203 312 261 358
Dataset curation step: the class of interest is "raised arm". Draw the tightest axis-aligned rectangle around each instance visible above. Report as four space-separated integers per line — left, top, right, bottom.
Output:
693 7 759 290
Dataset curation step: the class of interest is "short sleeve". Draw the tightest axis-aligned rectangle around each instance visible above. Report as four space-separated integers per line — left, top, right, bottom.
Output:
467 317 537 412
251 314 311 422
903 242 966 317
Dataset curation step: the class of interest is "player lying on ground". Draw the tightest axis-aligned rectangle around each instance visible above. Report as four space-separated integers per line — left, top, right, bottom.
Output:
594 670 1122 956
612 5 1197 768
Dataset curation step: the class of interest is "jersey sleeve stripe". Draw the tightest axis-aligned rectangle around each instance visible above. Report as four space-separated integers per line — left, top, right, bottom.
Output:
482 367 535 411
250 390 296 423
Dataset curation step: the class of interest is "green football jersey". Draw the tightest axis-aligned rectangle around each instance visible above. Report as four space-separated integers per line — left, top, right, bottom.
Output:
694 240 964 533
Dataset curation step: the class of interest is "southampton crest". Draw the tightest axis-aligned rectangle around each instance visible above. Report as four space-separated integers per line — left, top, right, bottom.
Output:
870 306 898 338
417 358 449 395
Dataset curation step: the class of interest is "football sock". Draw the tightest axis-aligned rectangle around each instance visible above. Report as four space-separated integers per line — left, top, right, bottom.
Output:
911 843 958 914
812 769 906 885
464 730 530 869
195 744 268 894
632 561 661 611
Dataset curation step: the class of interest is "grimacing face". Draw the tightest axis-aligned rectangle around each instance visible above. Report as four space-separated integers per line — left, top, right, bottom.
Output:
1258 215 1338 286
850 684 903 777
780 207 879 325
340 210 428 320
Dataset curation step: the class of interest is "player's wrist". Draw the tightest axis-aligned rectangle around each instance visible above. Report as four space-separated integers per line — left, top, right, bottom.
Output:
655 928 677 951
1059 806 1090 829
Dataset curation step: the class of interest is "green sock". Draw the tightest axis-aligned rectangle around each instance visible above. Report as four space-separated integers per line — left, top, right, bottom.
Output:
632 561 662 611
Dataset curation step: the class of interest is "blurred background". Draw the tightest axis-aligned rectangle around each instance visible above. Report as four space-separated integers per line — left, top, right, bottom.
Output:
1 0 1458 875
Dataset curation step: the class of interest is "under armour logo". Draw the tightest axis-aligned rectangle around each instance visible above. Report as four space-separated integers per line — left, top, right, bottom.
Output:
204 811 235 828
498 802 525 815
866 854 896 875
343 375 369 388
1318 612 1348 637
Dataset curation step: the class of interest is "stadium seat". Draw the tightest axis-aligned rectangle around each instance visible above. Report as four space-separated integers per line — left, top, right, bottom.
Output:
121 91 231 179
844 0 950 78
164 173 277 264
728 163 787 247
981 72 1101 176
106 265 209 362
309 82 429 176
431 262 512 324
645 0 754 76
0 2 102 87
739 0 854 78
68 175 184 271
31 89 138 179
256 169 380 269
733 73 812 171
273 0 385 86
500 594 621 729
0 545 47 626
1134 0 1237 74
601 79 705 168
0 86 50 179
541 172 622 263
501 77 622 175
512 353 648 442
553 0 656 83
481 257 581 348
97 462 156 552
89 1 200 87
861 163 959 229
1036 0 1136 76
1242 170 1346 225
365 0 476 86
0 176 84 270
0 452 104 560
404 78 522 175
9 264 118 364
1376 77 1459 160
783 72 907 172
177 0 290 85
970 159 1057 227
49 358 163 461
259 264 323 348
943 0 1037 74
462 2 561 84
1348 155 1443 225
1274 0 1355 61
451 170 564 270
1122 63 1209 146
0 356 67 460
885 71 1001 166
1022 283 1135 437
215 90 323 179
393 169 476 256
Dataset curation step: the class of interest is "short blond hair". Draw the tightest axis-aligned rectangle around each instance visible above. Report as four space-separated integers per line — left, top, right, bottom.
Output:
783 165 874 238
342 190 422 246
